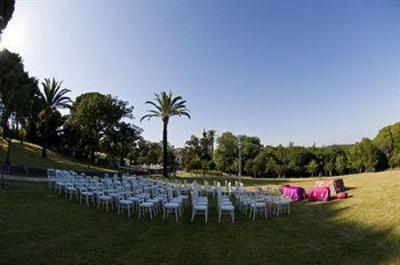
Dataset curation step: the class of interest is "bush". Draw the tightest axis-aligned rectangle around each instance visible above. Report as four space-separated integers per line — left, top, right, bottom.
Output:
188 169 223 176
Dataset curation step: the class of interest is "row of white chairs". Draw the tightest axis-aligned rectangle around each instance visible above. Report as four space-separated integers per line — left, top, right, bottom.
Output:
47 169 189 222
235 188 291 220
47 169 290 224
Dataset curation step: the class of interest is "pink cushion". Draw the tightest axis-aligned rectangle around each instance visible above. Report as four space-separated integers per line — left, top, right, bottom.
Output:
337 192 347 200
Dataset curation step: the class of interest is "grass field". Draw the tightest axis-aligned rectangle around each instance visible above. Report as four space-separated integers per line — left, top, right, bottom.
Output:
0 140 116 173
1 171 400 265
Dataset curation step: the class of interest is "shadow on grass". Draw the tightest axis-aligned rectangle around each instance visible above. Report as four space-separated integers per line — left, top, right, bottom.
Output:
0 183 399 265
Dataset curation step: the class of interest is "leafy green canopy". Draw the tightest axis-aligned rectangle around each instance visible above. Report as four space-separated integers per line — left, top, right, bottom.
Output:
0 49 38 164
0 49 38 135
68 92 134 155
0 0 15 37
180 130 216 171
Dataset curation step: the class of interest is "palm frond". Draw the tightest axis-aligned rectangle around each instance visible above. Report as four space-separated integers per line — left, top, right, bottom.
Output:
140 113 159 122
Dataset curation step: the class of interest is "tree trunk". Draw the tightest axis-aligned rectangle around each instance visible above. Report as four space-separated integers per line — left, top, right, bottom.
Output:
120 154 125 167
5 134 12 166
19 122 24 144
1 112 10 140
162 119 168 178
2 114 13 166
42 119 49 158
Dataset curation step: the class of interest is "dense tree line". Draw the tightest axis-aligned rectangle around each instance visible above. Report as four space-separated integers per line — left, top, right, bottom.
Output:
180 127 394 178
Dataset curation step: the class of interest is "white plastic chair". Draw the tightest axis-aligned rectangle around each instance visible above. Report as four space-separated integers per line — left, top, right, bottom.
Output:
190 191 208 224
216 188 235 223
118 194 134 217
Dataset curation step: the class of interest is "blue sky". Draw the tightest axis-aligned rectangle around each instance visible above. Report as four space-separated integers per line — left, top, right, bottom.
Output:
1 1 399 147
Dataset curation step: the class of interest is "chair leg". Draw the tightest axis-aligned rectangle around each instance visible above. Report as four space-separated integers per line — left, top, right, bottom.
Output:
191 209 195 222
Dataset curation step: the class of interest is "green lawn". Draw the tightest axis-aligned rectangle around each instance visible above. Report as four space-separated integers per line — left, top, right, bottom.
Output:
0 140 116 173
1 171 400 264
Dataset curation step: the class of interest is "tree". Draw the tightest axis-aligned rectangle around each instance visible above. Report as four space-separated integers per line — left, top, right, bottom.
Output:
0 0 15 38
374 122 400 167
270 145 289 178
306 160 319 177
137 141 162 165
200 129 216 160
68 92 133 161
323 160 335 177
349 138 387 173
214 132 238 173
238 135 262 175
0 49 38 165
251 150 267 177
335 155 348 175
141 91 190 178
286 146 313 177
38 78 72 158
180 135 201 170
158 146 178 176
60 119 85 158
25 95 43 145
180 130 216 171
389 150 400 169
102 122 142 166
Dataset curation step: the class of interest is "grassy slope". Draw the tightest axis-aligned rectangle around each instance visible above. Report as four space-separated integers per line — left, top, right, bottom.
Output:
0 140 116 173
1 171 400 264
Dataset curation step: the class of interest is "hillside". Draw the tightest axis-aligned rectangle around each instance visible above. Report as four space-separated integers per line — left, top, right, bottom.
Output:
0 140 116 173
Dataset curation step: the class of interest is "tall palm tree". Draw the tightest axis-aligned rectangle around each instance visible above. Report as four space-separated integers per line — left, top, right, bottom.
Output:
39 78 72 158
141 91 190 177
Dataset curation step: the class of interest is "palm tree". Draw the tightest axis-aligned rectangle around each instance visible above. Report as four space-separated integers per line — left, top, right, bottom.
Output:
307 160 319 177
38 78 72 158
141 91 190 177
